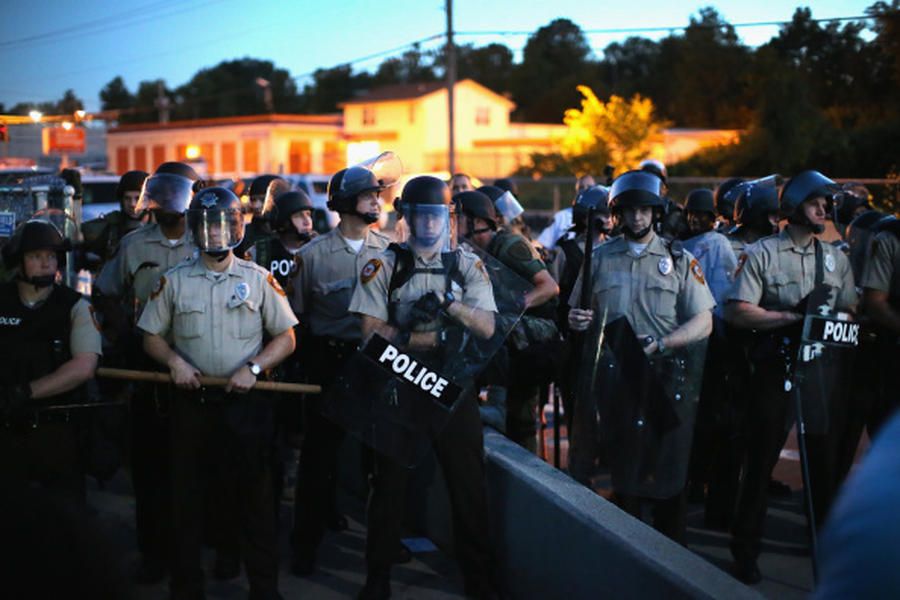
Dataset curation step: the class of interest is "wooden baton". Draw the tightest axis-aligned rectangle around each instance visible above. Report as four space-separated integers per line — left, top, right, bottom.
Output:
96 367 322 395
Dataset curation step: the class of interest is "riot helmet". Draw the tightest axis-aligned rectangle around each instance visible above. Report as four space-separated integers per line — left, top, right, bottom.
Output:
684 189 717 235
456 190 498 238
267 190 314 241
186 187 244 257
493 178 519 197
639 159 668 183
731 175 781 236
477 184 524 222
137 162 199 218
835 182 872 226
1 219 69 287
779 170 841 233
572 185 611 234
609 170 664 240
395 176 455 251
327 152 401 223
684 189 716 215
715 177 745 221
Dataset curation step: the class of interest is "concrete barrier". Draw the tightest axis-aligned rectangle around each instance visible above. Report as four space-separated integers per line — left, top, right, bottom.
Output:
341 429 762 600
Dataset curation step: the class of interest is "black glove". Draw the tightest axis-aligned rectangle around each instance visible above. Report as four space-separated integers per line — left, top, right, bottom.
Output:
2 384 31 417
410 291 443 324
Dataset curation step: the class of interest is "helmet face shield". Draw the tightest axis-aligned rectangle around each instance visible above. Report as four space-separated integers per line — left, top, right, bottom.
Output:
137 173 195 214
494 191 524 222
187 208 245 252
356 151 402 189
406 203 456 252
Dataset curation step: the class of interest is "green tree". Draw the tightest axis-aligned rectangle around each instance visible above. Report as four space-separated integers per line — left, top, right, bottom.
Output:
99 76 135 112
299 65 371 113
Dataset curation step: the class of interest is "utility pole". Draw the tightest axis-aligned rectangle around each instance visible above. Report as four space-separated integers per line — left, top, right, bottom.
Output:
154 81 170 124
446 0 456 175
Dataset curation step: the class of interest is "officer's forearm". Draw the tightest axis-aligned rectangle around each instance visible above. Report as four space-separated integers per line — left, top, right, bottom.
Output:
724 300 801 330
446 302 495 339
28 353 99 400
525 270 559 309
252 328 296 371
864 289 900 335
143 333 180 369
662 310 712 349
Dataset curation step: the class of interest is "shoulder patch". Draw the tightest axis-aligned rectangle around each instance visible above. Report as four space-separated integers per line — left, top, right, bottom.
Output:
734 253 749 277
361 258 382 284
475 259 489 282
150 275 166 300
267 273 287 297
690 258 706 285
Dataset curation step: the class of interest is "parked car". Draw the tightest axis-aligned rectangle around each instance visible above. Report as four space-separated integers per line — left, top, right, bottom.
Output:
80 174 121 222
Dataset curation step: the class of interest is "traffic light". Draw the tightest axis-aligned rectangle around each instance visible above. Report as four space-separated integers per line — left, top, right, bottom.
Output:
0 123 7 142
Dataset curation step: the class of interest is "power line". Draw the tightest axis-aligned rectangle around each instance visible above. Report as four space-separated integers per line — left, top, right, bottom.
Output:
0 0 229 50
455 14 876 37
291 33 446 81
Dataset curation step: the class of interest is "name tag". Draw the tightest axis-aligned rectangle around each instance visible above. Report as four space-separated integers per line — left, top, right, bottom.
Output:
361 334 462 408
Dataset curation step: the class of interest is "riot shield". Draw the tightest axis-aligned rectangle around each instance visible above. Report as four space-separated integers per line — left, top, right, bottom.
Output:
792 284 858 435
580 315 707 499
322 246 532 467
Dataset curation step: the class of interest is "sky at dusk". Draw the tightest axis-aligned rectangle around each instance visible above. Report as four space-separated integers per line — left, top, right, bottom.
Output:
1 0 877 112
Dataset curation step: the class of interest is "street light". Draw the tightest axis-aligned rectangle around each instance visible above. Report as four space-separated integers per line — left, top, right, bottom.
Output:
29 110 43 123
74 110 86 121
61 121 73 130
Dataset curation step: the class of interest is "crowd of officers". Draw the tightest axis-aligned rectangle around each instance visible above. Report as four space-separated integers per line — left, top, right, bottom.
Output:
0 153 897 599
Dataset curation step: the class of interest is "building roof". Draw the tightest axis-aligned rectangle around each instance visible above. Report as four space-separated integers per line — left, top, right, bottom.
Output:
339 79 515 109
108 113 342 134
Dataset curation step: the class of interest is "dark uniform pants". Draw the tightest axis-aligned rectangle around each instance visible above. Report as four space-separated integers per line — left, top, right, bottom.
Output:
366 394 494 597
731 356 850 562
292 337 353 554
616 492 687 544
0 420 84 503
131 383 171 567
169 391 278 600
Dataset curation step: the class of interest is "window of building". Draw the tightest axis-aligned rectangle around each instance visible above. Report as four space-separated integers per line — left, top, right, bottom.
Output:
133 146 147 172
363 107 375 126
220 142 236 173
151 145 166 171
476 107 490 126
176 144 188 160
200 143 215 174
242 140 259 173
289 140 311 173
323 141 343 174
116 147 129 174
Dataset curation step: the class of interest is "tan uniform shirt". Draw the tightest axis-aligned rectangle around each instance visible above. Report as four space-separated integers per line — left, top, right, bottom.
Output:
292 228 391 340
349 245 497 332
95 223 196 308
728 229 857 312
569 234 715 340
860 231 900 298
137 256 298 377
70 298 103 355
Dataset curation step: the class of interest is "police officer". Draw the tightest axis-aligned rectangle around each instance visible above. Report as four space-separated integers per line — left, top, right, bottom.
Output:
724 170 857 583
683 189 737 310
349 176 498 599
81 170 149 267
93 161 199 583
0 220 102 502
138 186 297 600
860 215 900 431
251 190 317 296
568 170 714 542
725 177 781 256
457 189 559 451
714 177 745 233
289 165 392 576
236 174 284 257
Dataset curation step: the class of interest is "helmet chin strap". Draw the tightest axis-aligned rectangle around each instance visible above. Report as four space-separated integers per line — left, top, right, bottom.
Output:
623 224 652 240
789 213 825 234
206 249 230 262
19 273 55 288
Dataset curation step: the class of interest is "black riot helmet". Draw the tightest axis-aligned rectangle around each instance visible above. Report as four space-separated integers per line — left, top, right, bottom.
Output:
456 190 498 237
327 152 401 224
137 162 199 216
835 182 873 226
395 176 455 251
779 170 841 227
639 159 667 183
684 189 716 215
1 219 69 287
731 176 780 235
116 170 149 201
267 190 313 232
609 170 664 240
493 178 518 197
572 185 611 234
186 187 244 256
715 177 744 221
249 175 281 200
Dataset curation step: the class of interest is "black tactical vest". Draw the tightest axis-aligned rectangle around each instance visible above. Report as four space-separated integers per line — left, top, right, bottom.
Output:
254 237 301 296
0 282 81 402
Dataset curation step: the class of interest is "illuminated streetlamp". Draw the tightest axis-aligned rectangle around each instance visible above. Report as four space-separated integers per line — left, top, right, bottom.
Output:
185 144 200 159
29 110 43 123
74 110 86 121
61 121 73 131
